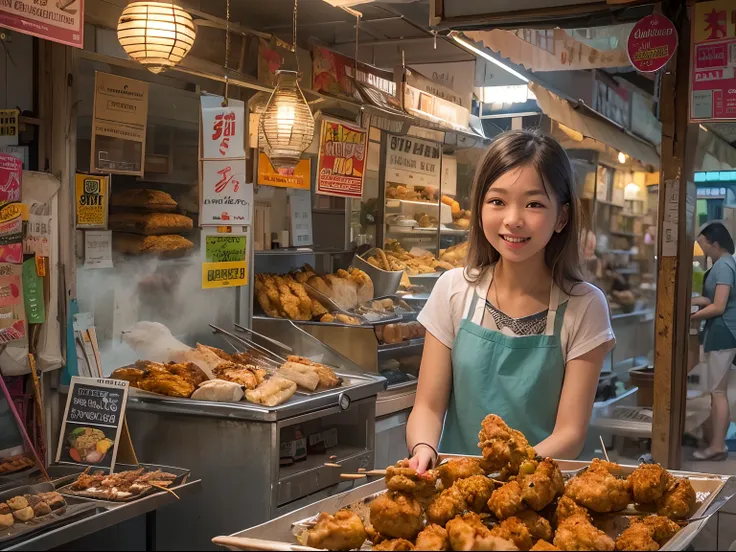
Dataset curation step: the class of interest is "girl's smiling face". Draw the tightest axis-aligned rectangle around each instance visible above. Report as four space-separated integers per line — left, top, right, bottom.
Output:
482 163 569 265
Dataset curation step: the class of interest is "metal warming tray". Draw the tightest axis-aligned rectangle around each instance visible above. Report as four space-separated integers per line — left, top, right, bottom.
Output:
214 457 736 552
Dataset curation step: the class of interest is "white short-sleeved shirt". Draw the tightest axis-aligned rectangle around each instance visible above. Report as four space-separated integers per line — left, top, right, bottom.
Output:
417 267 616 363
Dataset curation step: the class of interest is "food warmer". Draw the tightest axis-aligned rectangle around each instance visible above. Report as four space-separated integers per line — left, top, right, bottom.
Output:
214 458 736 551
122 322 386 551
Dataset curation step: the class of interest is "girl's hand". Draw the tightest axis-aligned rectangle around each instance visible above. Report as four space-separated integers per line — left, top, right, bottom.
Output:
408 445 437 474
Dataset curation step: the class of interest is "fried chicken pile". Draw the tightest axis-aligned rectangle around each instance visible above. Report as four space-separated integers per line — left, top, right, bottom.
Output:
439 458 486 489
299 510 367 550
446 512 518 551
427 475 496 526
488 458 564 521
553 513 615 551
615 516 680 551
416 524 450 551
477 415 536 476
564 459 632 513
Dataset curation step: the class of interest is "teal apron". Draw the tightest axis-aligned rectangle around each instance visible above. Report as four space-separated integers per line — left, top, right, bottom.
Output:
700 262 736 353
438 278 567 454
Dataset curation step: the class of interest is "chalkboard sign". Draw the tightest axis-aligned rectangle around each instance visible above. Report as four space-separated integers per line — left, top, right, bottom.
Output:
55 377 129 473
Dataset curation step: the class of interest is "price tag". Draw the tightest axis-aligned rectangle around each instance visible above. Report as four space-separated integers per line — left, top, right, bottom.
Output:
288 189 313 247
55 377 130 473
84 231 113 269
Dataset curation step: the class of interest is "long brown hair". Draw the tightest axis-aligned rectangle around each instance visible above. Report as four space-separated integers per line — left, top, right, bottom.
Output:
465 129 584 293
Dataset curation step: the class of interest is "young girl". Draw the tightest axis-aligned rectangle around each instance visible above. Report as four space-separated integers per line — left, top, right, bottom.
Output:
408 130 615 472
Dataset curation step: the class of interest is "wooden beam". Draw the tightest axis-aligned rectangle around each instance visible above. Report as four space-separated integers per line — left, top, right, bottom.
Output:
651 0 699 469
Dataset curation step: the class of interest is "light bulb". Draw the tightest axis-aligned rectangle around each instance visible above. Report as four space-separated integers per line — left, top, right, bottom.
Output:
618 152 626 164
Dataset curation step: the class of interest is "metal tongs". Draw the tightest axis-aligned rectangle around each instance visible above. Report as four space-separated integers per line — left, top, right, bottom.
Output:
209 324 289 370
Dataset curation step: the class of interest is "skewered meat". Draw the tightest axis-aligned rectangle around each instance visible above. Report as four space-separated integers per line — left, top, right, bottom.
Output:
416 524 449 551
615 516 680 551
656 478 696 520
446 512 519 551
369 491 423 541
438 457 486 489
0 455 36 474
489 517 533 551
373 538 415 551
519 458 564 511
553 513 614 551
628 464 675 505
385 459 439 500
68 468 177 500
564 459 632 513
213 362 266 390
299 510 367 550
245 376 296 407
477 414 535 476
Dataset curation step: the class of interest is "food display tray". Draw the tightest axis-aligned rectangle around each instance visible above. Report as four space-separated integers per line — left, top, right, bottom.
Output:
57 463 190 503
213 456 736 551
0 482 98 546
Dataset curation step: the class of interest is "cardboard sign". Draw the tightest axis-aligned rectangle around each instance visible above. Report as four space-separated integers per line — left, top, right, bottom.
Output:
288 189 313 247
0 203 23 264
204 235 246 263
0 263 26 344
201 261 248 289
201 159 252 225
0 154 21 207
0 0 84 49
690 0 736 121
627 14 677 72
385 134 442 188
56 377 129 473
201 96 245 160
257 153 311 190
91 72 148 175
75 174 109 229
22 258 44 324
84 231 113 269
0 109 19 147
316 119 366 198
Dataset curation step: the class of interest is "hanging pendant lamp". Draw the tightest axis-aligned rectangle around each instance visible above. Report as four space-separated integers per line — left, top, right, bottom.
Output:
117 2 197 74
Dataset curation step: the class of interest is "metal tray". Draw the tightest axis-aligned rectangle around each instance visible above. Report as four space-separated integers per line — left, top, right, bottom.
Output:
57 463 190 503
214 456 736 551
0 482 99 545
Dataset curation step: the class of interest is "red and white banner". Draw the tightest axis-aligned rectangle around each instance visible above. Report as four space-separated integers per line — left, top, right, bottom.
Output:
0 0 84 49
201 96 245 160
201 159 252 226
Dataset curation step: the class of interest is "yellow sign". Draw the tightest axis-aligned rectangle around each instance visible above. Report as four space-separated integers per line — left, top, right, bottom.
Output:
257 153 311 190
0 109 19 144
202 261 248 289
75 174 109 229
693 0 736 43
0 203 24 224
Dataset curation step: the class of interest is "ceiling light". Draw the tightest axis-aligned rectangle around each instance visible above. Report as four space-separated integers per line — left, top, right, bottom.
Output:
450 33 529 84
618 151 626 163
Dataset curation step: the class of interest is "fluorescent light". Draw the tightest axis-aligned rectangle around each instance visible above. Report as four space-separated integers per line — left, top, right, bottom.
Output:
451 33 529 84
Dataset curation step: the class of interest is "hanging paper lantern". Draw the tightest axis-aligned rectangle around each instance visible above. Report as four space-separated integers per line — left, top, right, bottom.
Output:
117 2 197 74
260 71 315 170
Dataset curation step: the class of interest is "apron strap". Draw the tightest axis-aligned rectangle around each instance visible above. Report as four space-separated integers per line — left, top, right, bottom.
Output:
544 283 562 336
465 288 481 320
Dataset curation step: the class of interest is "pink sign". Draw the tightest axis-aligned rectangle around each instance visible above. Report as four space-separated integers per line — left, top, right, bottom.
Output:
0 154 21 207
0 0 84 49
627 14 678 72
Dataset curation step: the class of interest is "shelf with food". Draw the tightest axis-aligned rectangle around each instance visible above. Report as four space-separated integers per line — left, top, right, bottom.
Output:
377 337 425 357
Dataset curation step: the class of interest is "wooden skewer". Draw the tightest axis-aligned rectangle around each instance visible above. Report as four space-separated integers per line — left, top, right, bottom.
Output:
329 455 337 460
599 435 610 462
364 469 386 476
150 483 180 499
323 462 342 468
340 474 366 480
212 536 318 551
358 467 366 473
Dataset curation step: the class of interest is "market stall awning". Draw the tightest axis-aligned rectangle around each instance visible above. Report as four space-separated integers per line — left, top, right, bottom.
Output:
530 82 660 168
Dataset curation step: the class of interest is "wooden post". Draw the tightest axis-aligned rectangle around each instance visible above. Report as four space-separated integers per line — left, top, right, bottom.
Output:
651 0 699 468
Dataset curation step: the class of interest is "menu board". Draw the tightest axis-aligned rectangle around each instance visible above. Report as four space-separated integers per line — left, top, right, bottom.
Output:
316 119 367 198
385 134 441 188
56 377 129 473
201 227 248 289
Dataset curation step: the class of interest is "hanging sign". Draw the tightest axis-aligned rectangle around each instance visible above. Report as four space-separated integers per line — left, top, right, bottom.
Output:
201 96 245 160
626 14 677 73
0 263 25 344
75 173 109 229
0 154 21 207
257 153 311 190
313 46 396 102
201 228 248 290
91 72 148 176
0 0 84 49
56 376 129 473
403 68 470 131
386 134 442 188
0 109 19 147
316 119 367 198
22 258 44 324
200 159 252 225
0 203 23 264
690 0 736 121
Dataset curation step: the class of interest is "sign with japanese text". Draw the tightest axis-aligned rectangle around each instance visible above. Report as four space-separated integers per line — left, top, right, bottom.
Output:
257 153 311 190
56 376 129 473
627 14 677 72
316 119 366 199
691 0 736 121
386 134 442 188
0 0 84 49
201 96 245 160
0 154 21 207
75 173 109 229
91 72 148 175
0 109 19 147
0 203 23 264
313 46 397 102
0 263 25 344
201 159 252 225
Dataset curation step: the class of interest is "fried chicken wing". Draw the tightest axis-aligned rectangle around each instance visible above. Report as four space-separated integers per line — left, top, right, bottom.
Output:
530 541 560 551
488 480 526 520
439 458 486 489
553 514 615 551
135 364 195 397
516 510 553 542
489 517 533 550
299 510 367 550
615 515 680 551
385 459 439 501
212 362 266 390
554 496 592 526
427 485 467 527
656 478 696 520
564 459 631 513
369 491 424 541
416 524 449 551
373 538 415 551
628 464 675 505
478 415 536 476
455 475 497 512
520 458 564 511
446 512 519 551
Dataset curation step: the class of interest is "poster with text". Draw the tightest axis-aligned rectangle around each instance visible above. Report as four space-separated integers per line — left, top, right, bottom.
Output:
257 153 311 190
201 96 245 160
75 174 109 229
0 203 23 264
201 228 248 289
0 154 21 207
0 263 26 344
0 0 84 49
690 0 736 121
316 119 366 199
385 134 441 188
201 159 252 225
